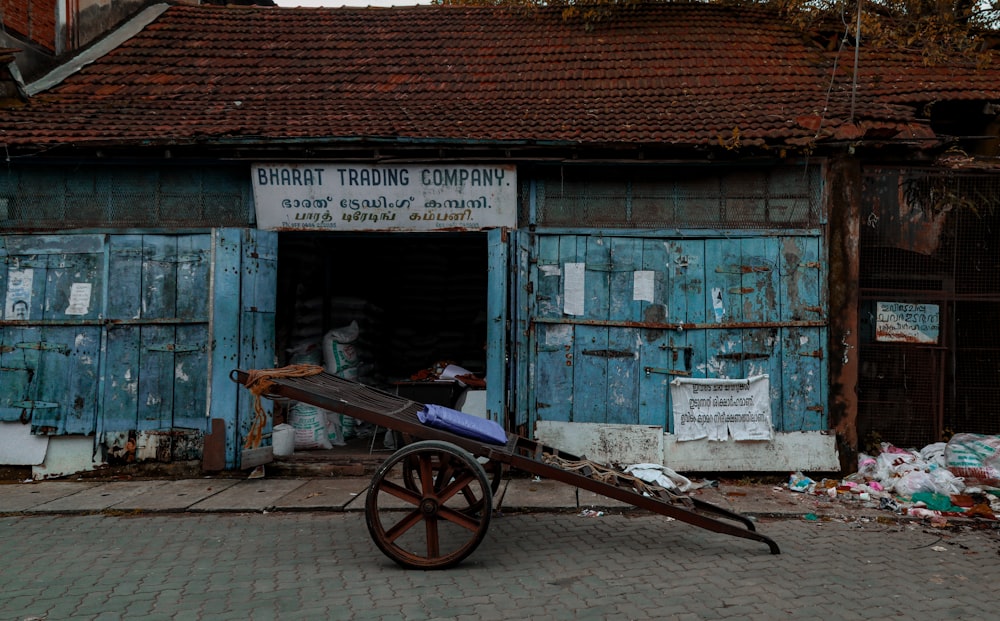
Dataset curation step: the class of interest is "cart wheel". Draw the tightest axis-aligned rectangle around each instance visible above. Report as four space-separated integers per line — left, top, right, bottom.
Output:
365 440 493 570
400 454 505 515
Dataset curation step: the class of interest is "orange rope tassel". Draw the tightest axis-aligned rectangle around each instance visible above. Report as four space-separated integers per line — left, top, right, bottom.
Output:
242 364 324 450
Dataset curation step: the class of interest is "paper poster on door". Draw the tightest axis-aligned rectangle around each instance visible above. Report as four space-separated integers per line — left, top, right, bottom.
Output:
4 268 33 320
712 287 725 321
65 283 93 316
670 375 773 441
564 262 585 316
633 270 655 302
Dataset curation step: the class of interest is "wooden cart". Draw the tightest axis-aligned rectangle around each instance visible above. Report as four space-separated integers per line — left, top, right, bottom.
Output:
232 368 780 569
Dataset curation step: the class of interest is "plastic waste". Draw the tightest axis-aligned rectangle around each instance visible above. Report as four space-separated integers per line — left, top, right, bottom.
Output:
789 471 814 493
911 492 959 512
624 463 693 492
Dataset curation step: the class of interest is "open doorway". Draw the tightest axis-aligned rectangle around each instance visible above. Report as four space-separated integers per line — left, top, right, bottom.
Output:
272 232 490 457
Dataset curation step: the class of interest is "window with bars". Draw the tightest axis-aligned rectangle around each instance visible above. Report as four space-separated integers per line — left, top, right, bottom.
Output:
0 165 253 230
529 164 822 229
859 168 1000 445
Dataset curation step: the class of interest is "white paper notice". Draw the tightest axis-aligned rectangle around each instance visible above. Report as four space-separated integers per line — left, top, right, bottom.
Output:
65 283 93 316
670 375 773 442
633 270 655 302
564 262 586 316
4 268 33 320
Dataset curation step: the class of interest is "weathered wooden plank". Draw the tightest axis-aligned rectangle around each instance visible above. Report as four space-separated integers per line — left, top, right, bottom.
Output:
534 234 563 319
738 237 780 323
781 326 826 430
140 235 178 320
208 229 242 468
486 228 508 426
101 325 140 431
704 238 744 379
1 234 105 256
637 238 670 427
532 234 574 425
606 237 640 425
175 235 210 321
35 326 100 434
138 324 174 430
574 236 609 423
107 236 144 319
779 235 823 322
236 230 277 462
511 230 533 429
172 324 209 429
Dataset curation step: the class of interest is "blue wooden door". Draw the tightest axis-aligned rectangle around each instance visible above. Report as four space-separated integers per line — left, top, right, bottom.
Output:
1 233 213 437
0 235 104 434
101 234 212 434
527 233 827 433
207 228 277 468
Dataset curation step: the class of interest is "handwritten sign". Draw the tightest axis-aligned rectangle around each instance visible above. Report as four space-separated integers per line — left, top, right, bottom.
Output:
670 375 773 442
875 301 939 344
251 163 517 232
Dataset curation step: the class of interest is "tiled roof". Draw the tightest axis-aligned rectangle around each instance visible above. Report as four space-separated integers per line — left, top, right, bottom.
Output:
2 3 997 151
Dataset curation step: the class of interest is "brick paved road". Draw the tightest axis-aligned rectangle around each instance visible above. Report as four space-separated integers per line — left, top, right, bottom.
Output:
2 512 998 620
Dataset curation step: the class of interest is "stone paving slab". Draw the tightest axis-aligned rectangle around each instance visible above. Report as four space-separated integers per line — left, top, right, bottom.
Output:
110 479 239 512
574 486 637 510
0 481 101 513
187 478 309 512
29 480 161 513
272 478 369 511
497 477 580 511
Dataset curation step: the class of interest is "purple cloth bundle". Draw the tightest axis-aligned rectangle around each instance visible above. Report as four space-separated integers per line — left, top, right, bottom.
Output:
417 403 508 445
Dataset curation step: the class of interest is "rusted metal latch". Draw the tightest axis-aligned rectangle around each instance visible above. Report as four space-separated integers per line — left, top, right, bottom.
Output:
582 349 635 358
715 264 772 274
15 342 70 354
13 401 59 424
716 352 770 361
644 366 691 377
146 344 204 353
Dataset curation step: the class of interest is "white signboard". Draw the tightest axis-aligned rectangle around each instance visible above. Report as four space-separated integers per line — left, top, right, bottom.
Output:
670 375 773 442
251 163 517 232
875 301 939 344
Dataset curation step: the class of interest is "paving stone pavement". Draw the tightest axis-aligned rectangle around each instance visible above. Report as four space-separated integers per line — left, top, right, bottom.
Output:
2 509 999 621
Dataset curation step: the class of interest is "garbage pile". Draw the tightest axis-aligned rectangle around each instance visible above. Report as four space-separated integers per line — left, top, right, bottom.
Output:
789 433 1000 522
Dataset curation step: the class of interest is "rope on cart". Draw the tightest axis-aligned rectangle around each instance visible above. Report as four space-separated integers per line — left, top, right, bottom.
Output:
540 452 690 505
242 364 325 449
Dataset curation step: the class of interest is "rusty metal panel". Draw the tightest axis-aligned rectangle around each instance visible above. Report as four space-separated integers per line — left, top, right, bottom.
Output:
860 168 1000 445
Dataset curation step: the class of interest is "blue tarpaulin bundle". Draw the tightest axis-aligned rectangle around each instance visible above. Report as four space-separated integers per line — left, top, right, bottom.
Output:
417 404 508 445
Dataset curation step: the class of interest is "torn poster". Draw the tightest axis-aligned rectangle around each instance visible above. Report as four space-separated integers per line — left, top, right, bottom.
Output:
65 283 93 316
4 268 33 320
670 375 773 441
